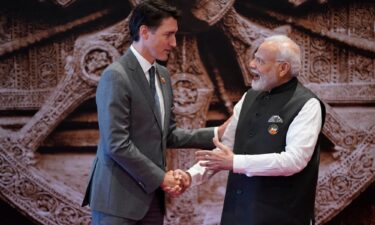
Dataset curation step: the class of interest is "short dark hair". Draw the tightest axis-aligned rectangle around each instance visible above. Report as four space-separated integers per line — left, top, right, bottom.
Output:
129 0 180 42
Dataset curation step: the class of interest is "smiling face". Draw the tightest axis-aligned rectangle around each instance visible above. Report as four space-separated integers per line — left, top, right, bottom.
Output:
140 17 178 63
249 42 283 91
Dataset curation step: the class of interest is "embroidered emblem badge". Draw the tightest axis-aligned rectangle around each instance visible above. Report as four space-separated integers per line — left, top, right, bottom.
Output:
268 115 283 123
268 124 279 135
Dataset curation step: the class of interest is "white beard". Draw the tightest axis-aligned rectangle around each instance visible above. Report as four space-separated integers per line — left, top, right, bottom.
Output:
251 70 279 91
251 77 268 91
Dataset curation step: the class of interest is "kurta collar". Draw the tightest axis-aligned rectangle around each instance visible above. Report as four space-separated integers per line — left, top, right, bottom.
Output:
268 77 298 95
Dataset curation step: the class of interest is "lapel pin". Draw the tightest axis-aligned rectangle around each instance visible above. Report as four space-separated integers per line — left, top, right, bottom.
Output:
155 67 166 84
160 77 166 84
268 124 279 135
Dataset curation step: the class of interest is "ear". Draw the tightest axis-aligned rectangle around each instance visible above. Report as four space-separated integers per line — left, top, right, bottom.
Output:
139 25 149 40
278 62 291 78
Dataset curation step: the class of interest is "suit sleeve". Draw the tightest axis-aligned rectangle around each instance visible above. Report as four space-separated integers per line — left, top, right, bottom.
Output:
167 125 215 149
165 92 215 149
96 69 165 194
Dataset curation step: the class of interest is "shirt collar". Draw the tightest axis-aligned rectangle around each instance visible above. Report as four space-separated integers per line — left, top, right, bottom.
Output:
130 45 156 73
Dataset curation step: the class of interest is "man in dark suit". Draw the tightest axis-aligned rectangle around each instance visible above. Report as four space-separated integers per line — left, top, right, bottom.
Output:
82 1 222 224
184 35 326 225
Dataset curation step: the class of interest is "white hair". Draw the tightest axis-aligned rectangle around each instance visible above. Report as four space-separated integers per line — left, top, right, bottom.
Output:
264 35 301 76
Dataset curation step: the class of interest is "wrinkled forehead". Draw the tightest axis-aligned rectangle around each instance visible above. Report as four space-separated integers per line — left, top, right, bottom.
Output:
254 41 279 61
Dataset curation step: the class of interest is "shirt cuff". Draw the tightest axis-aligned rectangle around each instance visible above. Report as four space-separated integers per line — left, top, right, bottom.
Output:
214 127 219 140
233 155 252 176
187 164 203 186
187 161 214 186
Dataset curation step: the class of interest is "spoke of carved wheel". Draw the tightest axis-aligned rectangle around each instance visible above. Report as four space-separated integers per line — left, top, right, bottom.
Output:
19 74 95 152
0 71 94 224
219 7 275 86
164 36 214 225
315 126 375 224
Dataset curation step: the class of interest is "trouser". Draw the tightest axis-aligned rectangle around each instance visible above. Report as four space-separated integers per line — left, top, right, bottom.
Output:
92 189 164 225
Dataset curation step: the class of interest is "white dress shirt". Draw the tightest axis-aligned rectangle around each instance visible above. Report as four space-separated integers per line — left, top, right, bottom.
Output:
130 45 165 128
188 92 322 185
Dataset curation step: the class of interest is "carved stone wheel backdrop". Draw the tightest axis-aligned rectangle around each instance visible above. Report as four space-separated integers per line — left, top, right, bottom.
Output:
0 0 374 224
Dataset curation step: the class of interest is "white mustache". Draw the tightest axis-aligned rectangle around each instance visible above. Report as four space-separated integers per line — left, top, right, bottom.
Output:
250 68 261 77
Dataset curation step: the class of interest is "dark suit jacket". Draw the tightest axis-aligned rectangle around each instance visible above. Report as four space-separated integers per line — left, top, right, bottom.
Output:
82 49 215 220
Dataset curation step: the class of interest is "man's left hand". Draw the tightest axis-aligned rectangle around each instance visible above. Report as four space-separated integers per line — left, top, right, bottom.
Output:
195 137 234 171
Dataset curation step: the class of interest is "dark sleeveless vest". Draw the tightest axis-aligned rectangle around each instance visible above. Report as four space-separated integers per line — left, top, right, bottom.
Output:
220 78 325 225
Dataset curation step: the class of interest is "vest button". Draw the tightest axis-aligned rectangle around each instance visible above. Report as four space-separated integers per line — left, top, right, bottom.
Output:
255 112 259 116
236 189 243 195
249 133 254 137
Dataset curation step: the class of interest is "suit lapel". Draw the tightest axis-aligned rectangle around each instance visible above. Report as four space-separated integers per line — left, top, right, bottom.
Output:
119 50 163 131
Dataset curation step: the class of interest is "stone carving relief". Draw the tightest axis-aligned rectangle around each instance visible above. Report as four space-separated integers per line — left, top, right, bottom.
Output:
165 36 214 225
0 0 374 225
191 0 235 26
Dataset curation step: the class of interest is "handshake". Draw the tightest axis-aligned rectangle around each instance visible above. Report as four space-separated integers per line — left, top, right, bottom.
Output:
159 121 233 197
160 169 192 197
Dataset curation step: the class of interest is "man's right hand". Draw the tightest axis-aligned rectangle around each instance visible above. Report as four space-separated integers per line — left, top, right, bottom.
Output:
173 169 191 193
161 169 192 197
160 170 181 195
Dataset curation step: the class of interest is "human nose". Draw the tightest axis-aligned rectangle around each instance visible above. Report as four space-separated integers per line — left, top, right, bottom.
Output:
249 58 256 69
170 35 177 48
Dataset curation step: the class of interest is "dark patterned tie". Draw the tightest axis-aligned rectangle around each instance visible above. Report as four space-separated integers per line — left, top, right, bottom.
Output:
149 66 161 120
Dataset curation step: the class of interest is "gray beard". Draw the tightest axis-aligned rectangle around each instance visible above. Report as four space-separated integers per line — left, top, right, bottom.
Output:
251 79 266 91
251 72 279 92
250 68 267 91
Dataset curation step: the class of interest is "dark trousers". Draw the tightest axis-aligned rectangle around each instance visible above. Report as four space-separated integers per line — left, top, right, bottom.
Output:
92 189 164 225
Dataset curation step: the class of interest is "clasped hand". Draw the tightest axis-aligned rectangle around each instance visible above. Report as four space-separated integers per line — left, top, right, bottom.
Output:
160 129 233 197
160 169 191 197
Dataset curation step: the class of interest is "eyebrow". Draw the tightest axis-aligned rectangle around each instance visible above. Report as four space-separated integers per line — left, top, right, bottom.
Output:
253 55 265 62
253 53 264 59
